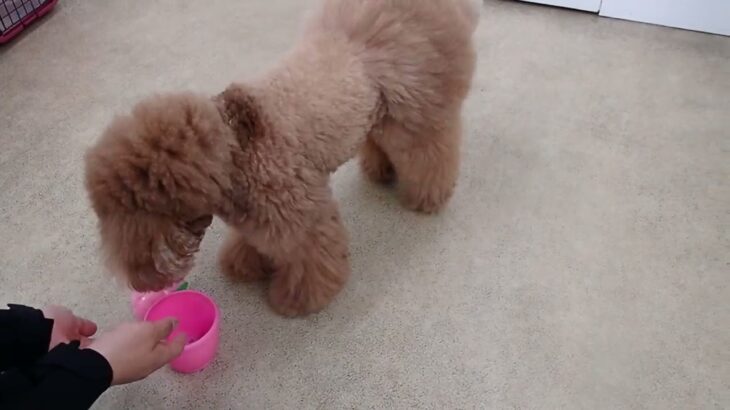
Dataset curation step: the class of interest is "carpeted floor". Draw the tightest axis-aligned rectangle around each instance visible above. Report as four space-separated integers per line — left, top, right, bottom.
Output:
0 1 728 408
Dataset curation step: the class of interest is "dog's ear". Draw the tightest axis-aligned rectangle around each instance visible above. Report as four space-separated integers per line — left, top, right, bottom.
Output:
216 84 265 140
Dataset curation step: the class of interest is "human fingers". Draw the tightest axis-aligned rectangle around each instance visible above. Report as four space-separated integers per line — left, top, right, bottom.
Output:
154 333 187 364
79 336 94 348
149 317 178 341
43 305 69 319
77 317 98 337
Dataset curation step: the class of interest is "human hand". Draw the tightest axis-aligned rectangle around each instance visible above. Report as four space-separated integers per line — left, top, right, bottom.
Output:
43 305 98 350
87 318 186 385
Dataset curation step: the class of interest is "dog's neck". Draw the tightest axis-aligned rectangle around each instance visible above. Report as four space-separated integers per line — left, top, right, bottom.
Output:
202 97 240 221
212 89 259 152
209 88 275 226
208 37 386 226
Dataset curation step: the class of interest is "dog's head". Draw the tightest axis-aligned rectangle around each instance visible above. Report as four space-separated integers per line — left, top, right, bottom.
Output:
85 93 231 291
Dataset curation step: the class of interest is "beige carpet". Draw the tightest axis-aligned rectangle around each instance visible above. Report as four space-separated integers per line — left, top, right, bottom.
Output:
0 1 728 408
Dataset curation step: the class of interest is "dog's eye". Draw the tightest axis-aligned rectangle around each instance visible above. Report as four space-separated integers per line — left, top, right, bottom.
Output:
184 215 213 235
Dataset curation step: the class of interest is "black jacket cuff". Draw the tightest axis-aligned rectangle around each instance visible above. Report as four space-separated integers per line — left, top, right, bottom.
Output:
4 304 53 367
0 342 113 409
42 342 113 390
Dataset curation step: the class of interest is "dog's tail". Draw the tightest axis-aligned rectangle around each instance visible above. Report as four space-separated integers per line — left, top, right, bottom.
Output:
457 0 481 34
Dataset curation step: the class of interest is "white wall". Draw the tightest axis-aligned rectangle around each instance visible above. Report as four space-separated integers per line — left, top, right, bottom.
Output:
519 0 601 13
600 0 730 36
519 0 730 36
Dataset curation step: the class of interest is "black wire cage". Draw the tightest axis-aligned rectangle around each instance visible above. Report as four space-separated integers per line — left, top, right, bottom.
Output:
0 0 58 43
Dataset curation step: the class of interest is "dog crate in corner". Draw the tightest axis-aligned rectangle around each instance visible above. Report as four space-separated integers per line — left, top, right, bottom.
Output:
0 0 58 44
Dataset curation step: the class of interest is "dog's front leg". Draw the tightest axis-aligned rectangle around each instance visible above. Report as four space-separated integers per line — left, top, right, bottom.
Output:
267 199 350 317
219 229 272 282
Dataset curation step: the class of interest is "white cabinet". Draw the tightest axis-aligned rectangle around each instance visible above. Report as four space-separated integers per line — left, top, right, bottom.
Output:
600 0 730 36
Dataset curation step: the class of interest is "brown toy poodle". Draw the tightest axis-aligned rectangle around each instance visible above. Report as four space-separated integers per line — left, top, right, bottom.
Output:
85 0 480 316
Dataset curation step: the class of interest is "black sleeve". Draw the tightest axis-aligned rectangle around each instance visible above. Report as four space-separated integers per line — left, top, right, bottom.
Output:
0 341 113 410
0 304 53 370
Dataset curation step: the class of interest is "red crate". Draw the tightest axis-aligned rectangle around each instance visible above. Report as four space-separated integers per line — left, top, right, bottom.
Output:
0 0 59 44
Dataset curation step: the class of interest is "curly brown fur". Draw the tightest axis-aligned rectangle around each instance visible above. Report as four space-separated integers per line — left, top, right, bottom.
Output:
85 0 479 316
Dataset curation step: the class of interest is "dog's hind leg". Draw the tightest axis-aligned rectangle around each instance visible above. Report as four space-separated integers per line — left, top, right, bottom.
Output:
376 116 462 214
219 230 271 282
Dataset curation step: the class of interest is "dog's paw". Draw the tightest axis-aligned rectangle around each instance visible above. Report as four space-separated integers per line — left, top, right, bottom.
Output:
268 280 324 317
400 183 454 214
267 270 344 317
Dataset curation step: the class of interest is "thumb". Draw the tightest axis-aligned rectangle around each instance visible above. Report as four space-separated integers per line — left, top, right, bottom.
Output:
150 317 178 341
155 333 187 363
77 318 98 337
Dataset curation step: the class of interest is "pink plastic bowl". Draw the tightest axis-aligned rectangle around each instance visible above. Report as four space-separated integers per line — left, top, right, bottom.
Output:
144 290 220 374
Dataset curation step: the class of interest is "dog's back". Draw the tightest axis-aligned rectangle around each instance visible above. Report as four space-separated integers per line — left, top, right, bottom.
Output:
312 0 480 38
308 0 480 133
